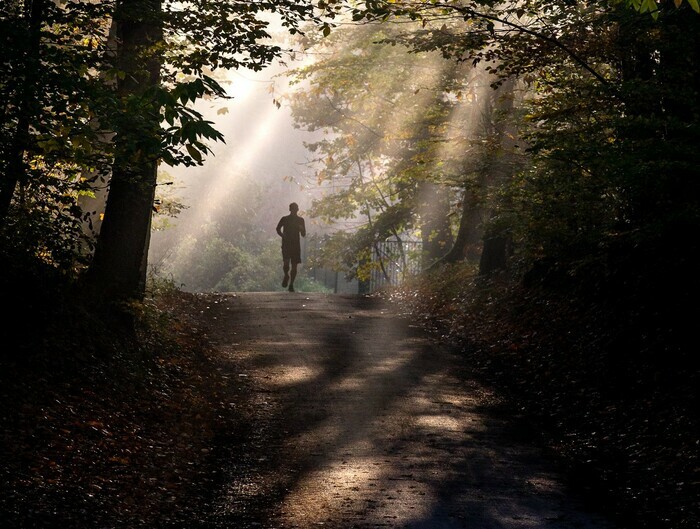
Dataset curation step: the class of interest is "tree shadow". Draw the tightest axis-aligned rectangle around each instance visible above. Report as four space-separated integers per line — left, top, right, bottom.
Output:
176 292 621 529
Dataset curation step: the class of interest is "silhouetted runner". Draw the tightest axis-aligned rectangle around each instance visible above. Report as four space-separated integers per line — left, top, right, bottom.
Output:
276 202 306 292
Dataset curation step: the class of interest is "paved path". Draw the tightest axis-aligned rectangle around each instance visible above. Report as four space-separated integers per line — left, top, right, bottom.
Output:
198 292 621 529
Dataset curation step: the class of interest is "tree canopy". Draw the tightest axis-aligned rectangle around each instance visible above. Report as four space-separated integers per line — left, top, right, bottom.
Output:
1 0 323 302
2 0 698 323
285 0 700 302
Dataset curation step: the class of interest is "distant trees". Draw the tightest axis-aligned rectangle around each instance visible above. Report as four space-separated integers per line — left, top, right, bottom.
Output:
1 1 322 306
284 22 499 282
150 172 295 293
303 0 699 300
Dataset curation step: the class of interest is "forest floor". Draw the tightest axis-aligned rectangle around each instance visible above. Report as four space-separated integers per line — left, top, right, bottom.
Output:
0 285 696 529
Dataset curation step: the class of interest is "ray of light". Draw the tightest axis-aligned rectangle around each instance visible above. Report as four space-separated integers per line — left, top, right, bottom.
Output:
156 73 286 274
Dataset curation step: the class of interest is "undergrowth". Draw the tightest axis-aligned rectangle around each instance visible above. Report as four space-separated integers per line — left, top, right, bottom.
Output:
0 277 229 528
381 263 698 529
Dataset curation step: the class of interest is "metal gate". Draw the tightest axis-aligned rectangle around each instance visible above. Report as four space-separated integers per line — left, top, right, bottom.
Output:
370 239 422 292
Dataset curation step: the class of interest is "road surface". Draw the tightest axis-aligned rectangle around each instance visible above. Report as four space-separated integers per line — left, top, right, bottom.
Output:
193 292 621 529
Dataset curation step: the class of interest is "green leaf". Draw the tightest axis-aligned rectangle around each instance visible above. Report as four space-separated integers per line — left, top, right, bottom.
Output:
186 144 203 163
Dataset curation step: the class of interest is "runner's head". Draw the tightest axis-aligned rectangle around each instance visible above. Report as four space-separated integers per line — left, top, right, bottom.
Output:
289 202 299 213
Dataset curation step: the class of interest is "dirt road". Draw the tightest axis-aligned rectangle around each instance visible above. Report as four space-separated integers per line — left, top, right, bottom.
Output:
193 292 622 529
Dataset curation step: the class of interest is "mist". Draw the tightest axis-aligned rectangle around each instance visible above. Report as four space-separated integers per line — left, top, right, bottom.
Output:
148 33 331 293
147 17 503 295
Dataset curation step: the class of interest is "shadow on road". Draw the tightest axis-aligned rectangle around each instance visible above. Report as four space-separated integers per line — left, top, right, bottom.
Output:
180 292 621 529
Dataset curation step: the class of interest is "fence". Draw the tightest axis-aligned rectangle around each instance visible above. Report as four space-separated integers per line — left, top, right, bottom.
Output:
304 235 423 294
304 235 359 294
369 239 423 292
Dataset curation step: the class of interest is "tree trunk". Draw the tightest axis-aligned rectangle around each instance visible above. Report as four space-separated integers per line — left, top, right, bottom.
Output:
82 0 163 302
418 181 454 269
433 184 484 266
478 78 517 275
479 211 509 274
428 77 518 273
0 0 45 225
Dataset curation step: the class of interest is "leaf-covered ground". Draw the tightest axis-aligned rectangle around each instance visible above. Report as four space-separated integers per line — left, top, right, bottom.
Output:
1 274 696 529
0 290 236 528
381 265 698 529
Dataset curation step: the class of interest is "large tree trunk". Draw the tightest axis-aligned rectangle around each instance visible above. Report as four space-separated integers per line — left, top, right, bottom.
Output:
418 181 454 268
434 184 484 266
82 0 162 302
478 78 517 275
0 0 45 225
428 77 518 273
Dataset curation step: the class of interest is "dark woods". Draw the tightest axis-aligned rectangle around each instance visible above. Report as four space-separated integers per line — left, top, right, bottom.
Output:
0 1 698 528
1 0 697 342
0 0 318 348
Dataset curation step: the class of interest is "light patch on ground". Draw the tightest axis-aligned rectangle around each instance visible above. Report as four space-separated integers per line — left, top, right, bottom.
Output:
279 457 435 527
268 365 323 387
415 413 468 432
330 376 366 391
526 474 564 494
370 354 414 374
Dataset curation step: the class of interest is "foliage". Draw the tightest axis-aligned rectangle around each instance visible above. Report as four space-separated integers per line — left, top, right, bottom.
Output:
0 1 117 276
385 263 698 529
619 0 700 18
1 0 327 300
497 5 700 314
152 170 188 229
165 235 267 292
284 20 500 276
158 234 330 293
150 172 326 293
314 0 699 303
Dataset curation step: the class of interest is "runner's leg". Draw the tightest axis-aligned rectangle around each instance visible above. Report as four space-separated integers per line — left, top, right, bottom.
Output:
289 263 297 291
282 259 290 288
